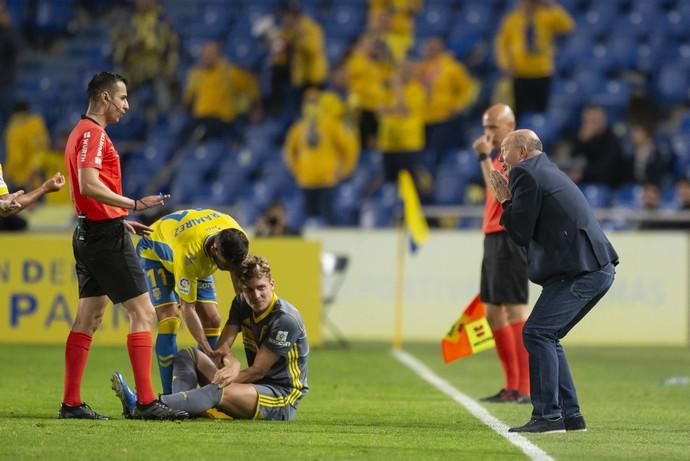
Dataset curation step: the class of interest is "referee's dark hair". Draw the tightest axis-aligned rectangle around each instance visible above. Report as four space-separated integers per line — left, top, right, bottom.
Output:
87 72 127 103
216 229 249 266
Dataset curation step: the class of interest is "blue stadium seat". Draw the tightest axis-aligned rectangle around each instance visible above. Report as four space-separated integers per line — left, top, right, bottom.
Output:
415 3 451 39
433 170 466 205
612 183 641 208
576 6 617 40
655 65 690 107
33 0 75 35
359 197 396 228
438 149 481 183
332 182 361 226
592 80 632 119
664 3 690 40
634 36 666 75
326 39 348 66
612 8 661 40
662 43 690 71
519 112 557 150
579 183 612 209
225 34 264 70
606 35 637 71
572 69 606 101
556 34 593 75
324 4 365 39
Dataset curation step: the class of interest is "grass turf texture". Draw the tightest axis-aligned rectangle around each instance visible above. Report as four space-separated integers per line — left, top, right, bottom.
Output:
0 343 688 460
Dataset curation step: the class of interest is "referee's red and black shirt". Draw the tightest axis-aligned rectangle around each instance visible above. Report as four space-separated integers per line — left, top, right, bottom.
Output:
65 116 128 221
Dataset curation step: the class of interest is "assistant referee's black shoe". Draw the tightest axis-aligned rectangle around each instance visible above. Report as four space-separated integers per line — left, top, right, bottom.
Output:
58 402 109 420
131 399 189 420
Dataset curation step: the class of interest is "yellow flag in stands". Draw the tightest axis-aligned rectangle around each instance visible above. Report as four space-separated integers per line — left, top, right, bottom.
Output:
398 170 428 252
441 294 495 363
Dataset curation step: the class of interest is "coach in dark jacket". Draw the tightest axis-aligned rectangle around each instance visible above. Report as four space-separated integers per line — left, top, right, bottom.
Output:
488 129 619 434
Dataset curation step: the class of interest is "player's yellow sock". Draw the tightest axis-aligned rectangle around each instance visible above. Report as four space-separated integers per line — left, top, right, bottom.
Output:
156 317 181 394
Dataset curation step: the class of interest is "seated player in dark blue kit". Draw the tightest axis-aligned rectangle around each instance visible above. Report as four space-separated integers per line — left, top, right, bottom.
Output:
112 255 309 420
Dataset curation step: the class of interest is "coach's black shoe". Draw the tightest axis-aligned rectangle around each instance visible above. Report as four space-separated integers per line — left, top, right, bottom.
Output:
131 399 189 420
509 417 566 434
480 388 512 402
58 402 108 420
564 415 587 432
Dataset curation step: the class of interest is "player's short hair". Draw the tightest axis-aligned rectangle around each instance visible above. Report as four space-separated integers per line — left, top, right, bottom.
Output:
238 255 272 285
87 72 127 102
216 228 249 266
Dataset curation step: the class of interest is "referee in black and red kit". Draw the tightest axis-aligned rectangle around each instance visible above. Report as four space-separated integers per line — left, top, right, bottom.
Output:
59 72 187 420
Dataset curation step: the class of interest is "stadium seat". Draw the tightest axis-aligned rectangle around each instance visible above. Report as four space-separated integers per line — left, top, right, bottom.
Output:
439 149 481 183
579 183 612 209
433 170 466 205
332 182 361 226
324 4 365 39
415 3 451 39
359 197 396 228
33 0 75 36
519 112 557 151
606 35 637 71
612 183 641 208
655 65 690 107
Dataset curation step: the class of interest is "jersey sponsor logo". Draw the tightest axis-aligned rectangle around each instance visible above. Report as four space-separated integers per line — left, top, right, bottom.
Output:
178 277 191 295
268 330 291 347
95 132 105 166
80 131 91 162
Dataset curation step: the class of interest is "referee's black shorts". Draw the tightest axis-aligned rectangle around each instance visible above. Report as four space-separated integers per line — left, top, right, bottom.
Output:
480 231 529 306
72 217 148 304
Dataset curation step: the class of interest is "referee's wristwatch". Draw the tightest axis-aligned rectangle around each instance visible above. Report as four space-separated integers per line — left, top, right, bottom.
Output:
478 152 489 162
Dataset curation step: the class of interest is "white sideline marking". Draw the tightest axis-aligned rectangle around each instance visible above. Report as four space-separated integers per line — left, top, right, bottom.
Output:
393 349 554 461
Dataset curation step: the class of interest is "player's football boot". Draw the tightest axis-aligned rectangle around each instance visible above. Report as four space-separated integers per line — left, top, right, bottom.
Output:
110 371 137 418
58 402 108 420
131 399 189 420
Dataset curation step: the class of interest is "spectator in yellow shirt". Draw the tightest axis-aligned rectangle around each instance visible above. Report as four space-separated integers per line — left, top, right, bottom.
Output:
284 90 359 225
377 59 426 186
495 0 574 119
419 37 479 167
181 40 260 145
345 34 386 150
368 0 422 63
281 5 328 93
3 102 49 191
112 0 179 117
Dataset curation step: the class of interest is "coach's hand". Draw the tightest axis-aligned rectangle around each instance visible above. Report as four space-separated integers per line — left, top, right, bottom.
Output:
488 170 511 204
124 220 153 236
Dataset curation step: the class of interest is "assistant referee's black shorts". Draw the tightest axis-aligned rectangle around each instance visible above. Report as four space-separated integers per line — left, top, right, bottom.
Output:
72 217 148 303
480 231 529 306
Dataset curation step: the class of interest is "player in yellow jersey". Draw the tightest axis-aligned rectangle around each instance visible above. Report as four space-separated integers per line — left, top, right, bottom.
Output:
136 208 249 394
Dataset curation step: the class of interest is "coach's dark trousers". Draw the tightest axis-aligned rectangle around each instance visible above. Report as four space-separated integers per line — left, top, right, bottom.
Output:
523 262 615 420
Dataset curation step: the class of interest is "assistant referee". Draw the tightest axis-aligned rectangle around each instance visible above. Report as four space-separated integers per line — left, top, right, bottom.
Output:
59 72 185 420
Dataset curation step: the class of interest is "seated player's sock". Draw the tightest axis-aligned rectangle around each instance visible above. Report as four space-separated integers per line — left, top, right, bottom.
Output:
160 384 223 416
493 325 519 391
172 347 200 393
63 332 93 406
127 331 156 405
156 317 181 394
511 320 530 396
204 326 221 350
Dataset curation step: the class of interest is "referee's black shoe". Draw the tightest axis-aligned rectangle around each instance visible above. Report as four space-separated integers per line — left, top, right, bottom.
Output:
131 399 189 420
58 402 108 420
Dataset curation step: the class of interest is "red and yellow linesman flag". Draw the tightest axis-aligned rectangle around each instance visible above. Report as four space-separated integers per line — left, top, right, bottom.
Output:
398 170 428 252
441 294 495 363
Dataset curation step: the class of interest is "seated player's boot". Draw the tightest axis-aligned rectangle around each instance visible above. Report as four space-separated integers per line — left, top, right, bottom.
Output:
131 399 189 420
110 372 137 418
58 402 108 420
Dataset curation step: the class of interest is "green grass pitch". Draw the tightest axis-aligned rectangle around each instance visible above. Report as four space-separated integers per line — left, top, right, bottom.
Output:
1 342 689 460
